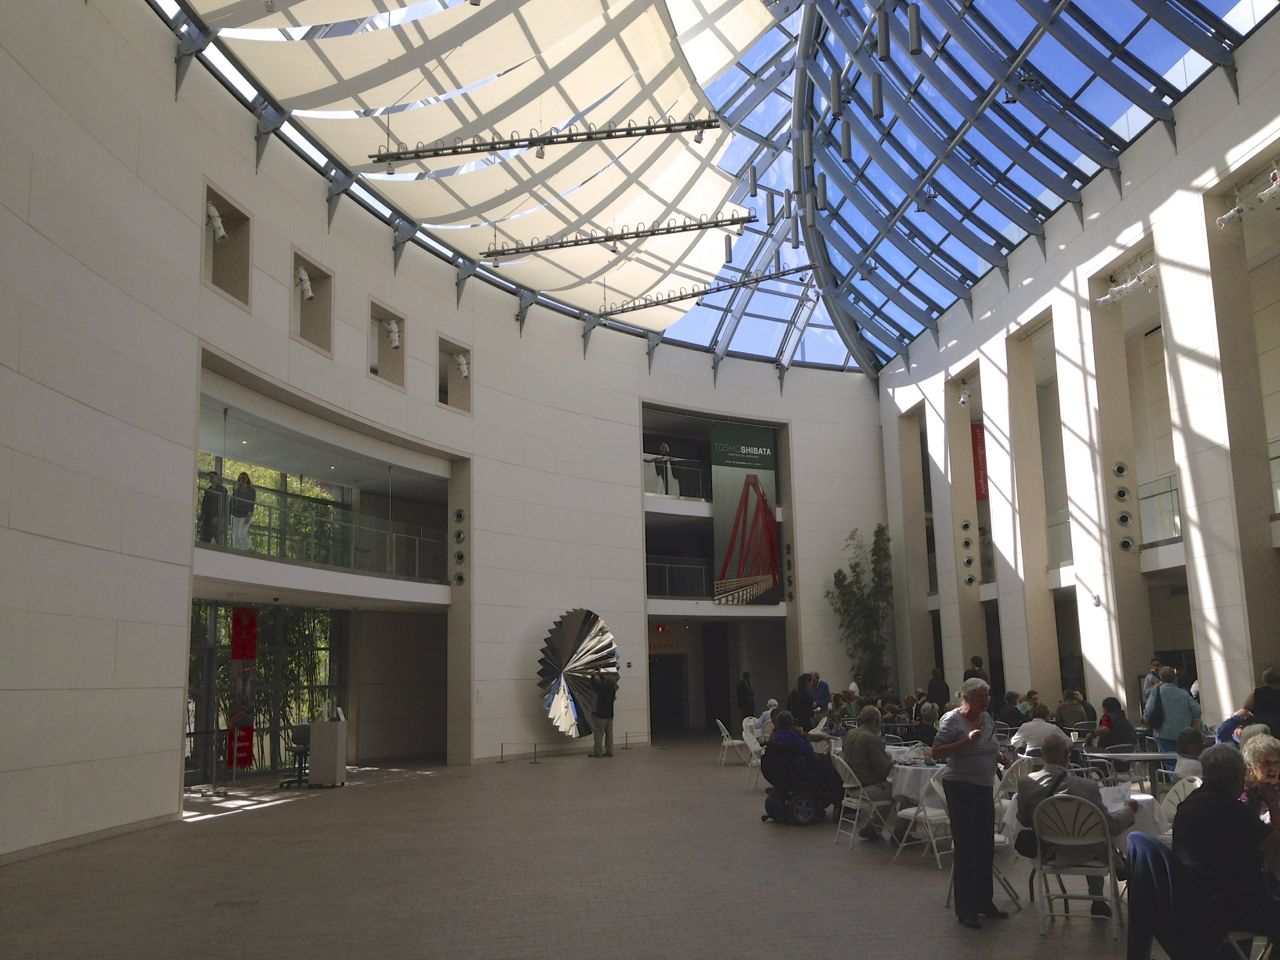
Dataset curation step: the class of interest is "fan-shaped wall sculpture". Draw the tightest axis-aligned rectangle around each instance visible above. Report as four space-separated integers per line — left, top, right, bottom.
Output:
537 609 619 738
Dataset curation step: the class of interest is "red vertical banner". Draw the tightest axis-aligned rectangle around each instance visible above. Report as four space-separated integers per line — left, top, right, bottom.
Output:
227 607 257 769
971 423 989 501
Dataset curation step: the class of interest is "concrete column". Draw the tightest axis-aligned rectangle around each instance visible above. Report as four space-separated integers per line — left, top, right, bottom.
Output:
1153 188 1280 721
1053 286 1152 709
980 336 1061 697
885 405 934 690
922 375 985 687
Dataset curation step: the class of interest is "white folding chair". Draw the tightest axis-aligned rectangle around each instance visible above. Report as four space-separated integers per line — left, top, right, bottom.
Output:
883 733 904 745
994 757 1032 821
813 716 829 733
742 716 758 744
892 770 952 869
946 792 1022 913
715 719 748 766
1159 775 1201 823
1032 794 1122 939
831 755 893 846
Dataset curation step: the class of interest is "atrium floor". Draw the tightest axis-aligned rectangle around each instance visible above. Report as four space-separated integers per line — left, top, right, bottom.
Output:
2 737 1138 959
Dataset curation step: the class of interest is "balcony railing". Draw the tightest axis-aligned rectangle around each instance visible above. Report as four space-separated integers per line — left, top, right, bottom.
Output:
1138 475 1182 546
194 475 445 582
642 455 711 500
646 557 713 598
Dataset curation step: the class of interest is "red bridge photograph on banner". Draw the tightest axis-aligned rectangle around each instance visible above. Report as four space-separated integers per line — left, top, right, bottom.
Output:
714 473 780 605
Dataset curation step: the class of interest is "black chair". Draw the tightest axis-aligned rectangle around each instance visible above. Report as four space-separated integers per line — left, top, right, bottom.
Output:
280 724 310 788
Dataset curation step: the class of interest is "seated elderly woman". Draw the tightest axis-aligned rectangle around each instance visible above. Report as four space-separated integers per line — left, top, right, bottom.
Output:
1242 733 1280 818
1174 744 1280 948
905 701 939 746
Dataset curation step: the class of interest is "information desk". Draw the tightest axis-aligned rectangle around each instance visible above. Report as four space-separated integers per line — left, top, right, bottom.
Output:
309 720 348 787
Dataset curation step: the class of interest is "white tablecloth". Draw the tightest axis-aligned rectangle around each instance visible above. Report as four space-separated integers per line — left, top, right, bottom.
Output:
890 763 943 803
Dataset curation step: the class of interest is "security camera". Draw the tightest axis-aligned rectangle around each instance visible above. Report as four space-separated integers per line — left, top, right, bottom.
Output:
384 317 401 349
1258 171 1280 206
296 266 314 301
206 201 227 243
1216 206 1244 229
454 352 470 379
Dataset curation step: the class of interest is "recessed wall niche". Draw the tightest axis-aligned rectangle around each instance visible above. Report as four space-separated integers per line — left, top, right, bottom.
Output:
369 301 406 387
203 185 250 306
438 338 471 412
291 252 332 354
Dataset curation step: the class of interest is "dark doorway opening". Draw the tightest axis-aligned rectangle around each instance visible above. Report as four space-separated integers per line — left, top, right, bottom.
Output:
649 654 688 733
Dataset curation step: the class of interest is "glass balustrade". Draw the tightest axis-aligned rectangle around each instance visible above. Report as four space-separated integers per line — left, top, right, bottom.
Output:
1046 508 1073 567
641 455 712 500
646 557 713 599
1270 440 1280 514
1138 475 1182 546
194 475 445 582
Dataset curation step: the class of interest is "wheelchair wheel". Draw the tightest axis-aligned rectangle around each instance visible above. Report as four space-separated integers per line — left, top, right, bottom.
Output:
788 793 819 826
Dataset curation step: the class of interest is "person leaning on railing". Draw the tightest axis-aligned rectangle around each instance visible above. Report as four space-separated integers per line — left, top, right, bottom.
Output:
197 471 226 544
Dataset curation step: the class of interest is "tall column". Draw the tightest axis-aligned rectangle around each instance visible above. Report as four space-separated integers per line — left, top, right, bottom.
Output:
1153 188 1280 722
981 336 1061 697
885 405 934 690
923 375 985 688
1054 287 1152 708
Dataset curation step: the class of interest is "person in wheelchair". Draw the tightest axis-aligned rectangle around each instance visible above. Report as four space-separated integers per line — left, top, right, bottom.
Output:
763 711 842 794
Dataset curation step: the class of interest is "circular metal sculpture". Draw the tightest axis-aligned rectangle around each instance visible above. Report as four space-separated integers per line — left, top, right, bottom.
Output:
537 609 619 738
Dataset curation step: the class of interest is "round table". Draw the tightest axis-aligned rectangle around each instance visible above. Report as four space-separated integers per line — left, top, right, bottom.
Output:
890 762 943 803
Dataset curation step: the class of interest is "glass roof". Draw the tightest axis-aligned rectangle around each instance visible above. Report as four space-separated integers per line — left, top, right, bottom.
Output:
154 0 1273 377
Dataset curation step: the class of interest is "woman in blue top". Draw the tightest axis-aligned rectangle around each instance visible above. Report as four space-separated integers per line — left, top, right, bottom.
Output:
931 677 1007 929
1144 666 1201 764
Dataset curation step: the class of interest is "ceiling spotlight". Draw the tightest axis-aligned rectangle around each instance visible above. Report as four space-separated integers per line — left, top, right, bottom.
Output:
296 266 314 301
694 128 705 144
1259 170 1280 205
454 352 470 379
206 202 227 243
535 143 545 160
384 317 401 350
1216 206 1244 229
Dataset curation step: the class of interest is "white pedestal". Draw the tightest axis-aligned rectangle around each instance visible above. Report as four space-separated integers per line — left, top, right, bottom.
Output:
309 720 347 786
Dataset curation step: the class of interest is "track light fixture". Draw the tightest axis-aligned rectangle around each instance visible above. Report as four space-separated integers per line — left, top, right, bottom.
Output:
484 211 753 259
1216 205 1244 229
1096 264 1158 305
296 266 314 301
206 201 227 243
1214 165 1280 227
600 264 812 317
371 115 720 164
1259 170 1280 205
535 143 545 160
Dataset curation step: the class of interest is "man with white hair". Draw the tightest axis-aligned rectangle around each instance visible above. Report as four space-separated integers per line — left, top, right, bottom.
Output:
1017 730 1137 917
757 698 779 731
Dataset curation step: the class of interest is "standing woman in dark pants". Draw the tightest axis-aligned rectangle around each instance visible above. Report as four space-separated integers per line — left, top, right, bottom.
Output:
931 677 1006 930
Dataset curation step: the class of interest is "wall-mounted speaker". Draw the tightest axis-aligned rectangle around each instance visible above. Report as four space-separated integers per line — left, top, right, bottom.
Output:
1114 486 1131 502
453 572 466 585
960 519 972 531
453 550 465 565
964 574 976 586
1117 511 1133 527
453 507 466 523
961 537 973 550
963 556 975 568
1113 462 1128 478
1119 536 1135 552
454 529 466 543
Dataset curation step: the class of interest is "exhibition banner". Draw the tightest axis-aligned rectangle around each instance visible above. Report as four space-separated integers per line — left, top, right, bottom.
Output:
971 423 989 501
710 422 780 605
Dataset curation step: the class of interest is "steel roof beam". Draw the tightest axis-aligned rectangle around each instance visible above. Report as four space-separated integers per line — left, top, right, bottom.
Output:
814 215 938 331
1132 0 1237 67
1012 0 1174 126
805 55 1042 240
917 0 1118 171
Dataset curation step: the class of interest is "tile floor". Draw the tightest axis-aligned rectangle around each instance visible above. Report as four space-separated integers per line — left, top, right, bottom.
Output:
2 739 1137 959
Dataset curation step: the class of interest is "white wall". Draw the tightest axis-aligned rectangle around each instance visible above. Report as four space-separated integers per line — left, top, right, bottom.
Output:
0 2 884 856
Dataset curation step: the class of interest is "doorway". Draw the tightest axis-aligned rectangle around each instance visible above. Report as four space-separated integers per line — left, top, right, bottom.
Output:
649 654 688 733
